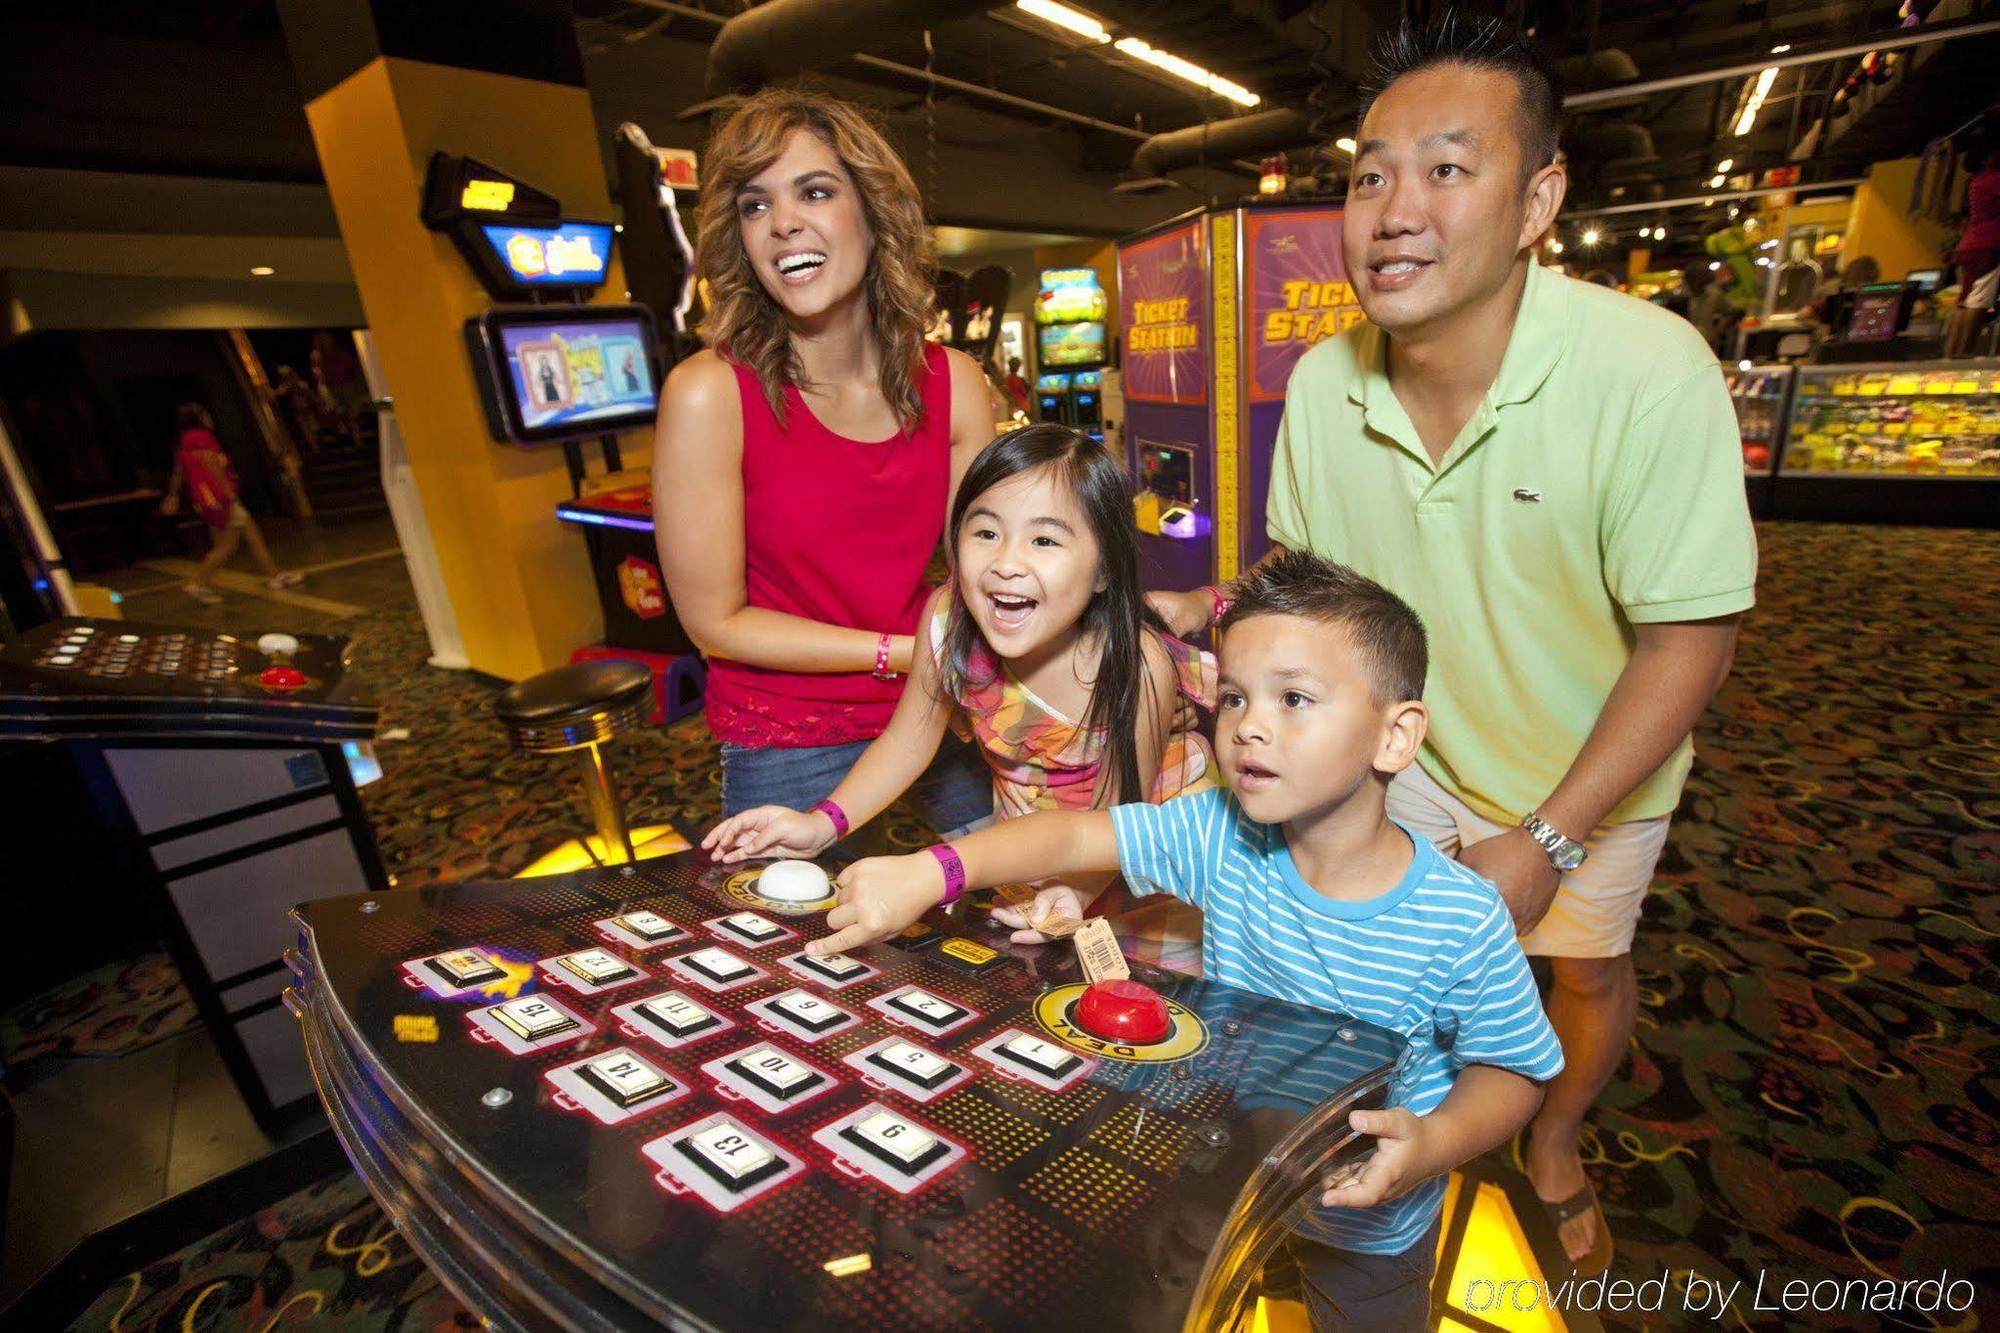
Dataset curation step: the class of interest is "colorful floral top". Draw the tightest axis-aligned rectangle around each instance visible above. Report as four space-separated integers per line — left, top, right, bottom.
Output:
929 605 1218 971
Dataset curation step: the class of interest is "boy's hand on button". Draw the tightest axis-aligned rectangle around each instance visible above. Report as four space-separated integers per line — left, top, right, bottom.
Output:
1320 1108 1431 1209
812 855 946 956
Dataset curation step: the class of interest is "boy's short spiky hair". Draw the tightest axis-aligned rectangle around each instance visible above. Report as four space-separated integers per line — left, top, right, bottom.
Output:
1359 12 1563 183
1220 549 1428 705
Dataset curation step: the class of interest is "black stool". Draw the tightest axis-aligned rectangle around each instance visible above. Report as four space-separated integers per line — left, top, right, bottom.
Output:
494 660 655 865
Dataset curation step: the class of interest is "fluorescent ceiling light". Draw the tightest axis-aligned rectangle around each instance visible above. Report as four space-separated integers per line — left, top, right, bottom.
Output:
1113 36 1259 105
1335 137 1357 155
1770 43 1791 53
1016 0 1108 42
1710 174 1726 188
1716 158 1734 173
1733 67 1779 137
250 266 275 276
1014 3 1257 106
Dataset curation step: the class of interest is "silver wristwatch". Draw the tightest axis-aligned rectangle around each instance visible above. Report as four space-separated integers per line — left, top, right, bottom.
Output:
1520 814 1587 872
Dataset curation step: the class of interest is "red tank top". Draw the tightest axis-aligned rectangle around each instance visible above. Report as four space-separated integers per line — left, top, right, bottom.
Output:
705 344 953 747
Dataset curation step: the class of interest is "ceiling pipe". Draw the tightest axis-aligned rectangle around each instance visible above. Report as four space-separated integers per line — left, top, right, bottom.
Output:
1129 107 1316 179
705 0 1008 97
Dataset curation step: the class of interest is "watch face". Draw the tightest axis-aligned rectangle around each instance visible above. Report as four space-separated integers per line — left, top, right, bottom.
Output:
1553 842 1587 872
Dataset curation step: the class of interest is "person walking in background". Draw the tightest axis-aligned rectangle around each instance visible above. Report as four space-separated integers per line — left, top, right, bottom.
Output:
160 404 302 605
1002 355 1031 414
1945 139 2000 358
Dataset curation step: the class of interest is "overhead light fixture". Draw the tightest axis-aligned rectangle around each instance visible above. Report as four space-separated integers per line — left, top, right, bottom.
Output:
1716 158 1734 173
1016 2 1258 105
1335 137 1357 155
1582 228 1601 246
1770 43 1791 54
1710 261 1723 271
1733 66 1779 137
1548 239 1564 253
1113 36 1259 105
1016 0 1108 42
250 266 275 276
1710 174 1726 188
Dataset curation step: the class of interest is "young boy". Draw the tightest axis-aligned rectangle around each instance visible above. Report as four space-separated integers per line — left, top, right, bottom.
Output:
814 549 1564 1330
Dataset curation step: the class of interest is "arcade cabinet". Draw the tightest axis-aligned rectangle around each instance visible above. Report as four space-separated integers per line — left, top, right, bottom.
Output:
0 619 384 1131
423 151 704 720
1035 372 1073 425
1118 202 1360 591
1035 267 1108 440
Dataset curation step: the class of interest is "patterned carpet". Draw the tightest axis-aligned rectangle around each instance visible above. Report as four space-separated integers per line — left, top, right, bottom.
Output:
0 953 199 1069
38 521 2000 1330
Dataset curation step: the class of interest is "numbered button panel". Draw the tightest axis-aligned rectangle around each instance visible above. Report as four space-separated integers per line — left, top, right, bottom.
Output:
814 1102 966 1195
867 984 980 1037
776 950 881 991
540 947 646 994
595 910 691 950
843 1035 974 1103
970 1027 1098 1092
611 990 735 1050
468 993 595 1054
644 1113 804 1213
402 946 506 997
664 947 767 993
547 1046 688 1124
702 912 797 949
745 988 860 1043
702 1042 837 1114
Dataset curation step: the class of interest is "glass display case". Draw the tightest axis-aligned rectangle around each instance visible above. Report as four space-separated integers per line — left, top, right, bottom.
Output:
1771 359 2000 527
1723 364 1792 476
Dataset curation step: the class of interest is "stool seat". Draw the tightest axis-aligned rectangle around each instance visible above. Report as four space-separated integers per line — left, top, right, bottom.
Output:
495 660 655 753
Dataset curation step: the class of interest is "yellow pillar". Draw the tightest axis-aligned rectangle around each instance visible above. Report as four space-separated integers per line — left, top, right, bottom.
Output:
292 25 640 680
1844 159 1950 282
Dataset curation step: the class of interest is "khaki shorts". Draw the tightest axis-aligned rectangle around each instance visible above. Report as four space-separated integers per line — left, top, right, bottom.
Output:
1387 762 1670 959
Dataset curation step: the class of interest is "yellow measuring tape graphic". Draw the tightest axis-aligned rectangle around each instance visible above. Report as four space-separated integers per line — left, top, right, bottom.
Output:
1210 212 1241 583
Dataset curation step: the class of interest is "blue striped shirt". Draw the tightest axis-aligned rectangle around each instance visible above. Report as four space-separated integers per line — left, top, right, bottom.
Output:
1112 788 1565 1254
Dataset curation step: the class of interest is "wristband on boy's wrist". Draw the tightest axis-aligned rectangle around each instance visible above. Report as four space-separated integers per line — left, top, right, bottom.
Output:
871 632 898 682
1198 585 1231 626
810 799 849 839
924 843 966 906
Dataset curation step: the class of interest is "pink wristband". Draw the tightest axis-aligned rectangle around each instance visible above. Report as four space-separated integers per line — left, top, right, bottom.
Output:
925 843 966 906
811 799 849 839
872 632 897 682
1199 584 1231 625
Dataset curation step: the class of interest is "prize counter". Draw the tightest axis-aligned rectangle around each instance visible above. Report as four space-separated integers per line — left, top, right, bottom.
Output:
286 849 1406 1331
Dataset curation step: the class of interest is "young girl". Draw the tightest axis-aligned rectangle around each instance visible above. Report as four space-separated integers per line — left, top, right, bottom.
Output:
703 423 1215 971
159 404 301 604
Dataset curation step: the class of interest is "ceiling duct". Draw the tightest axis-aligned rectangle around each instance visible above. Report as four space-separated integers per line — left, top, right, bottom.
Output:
1129 107 1314 179
705 0 1008 96
1567 121 1659 170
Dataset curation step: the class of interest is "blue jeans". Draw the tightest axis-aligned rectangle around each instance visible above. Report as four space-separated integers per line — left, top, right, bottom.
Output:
719 734 994 841
1286 1220 1438 1332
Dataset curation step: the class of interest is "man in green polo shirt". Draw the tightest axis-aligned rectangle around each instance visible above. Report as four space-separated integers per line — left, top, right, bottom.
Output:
1155 17 1755 1280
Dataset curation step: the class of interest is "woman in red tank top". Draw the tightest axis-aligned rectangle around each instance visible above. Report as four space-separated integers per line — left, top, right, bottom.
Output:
653 90 997 833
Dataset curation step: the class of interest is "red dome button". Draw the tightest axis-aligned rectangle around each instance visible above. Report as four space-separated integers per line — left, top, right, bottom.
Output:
259 665 307 690
1075 979 1171 1045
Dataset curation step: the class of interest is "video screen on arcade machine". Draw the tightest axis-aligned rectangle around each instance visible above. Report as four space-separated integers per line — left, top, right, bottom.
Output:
471 305 661 445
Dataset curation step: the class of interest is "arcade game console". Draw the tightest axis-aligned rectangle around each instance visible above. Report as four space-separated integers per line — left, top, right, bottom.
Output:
1 617 385 1129
288 849 1404 1330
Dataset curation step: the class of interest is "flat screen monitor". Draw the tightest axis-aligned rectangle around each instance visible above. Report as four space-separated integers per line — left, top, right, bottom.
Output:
1843 283 1911 343
1905 268 1944 294
457 220 615 297
1038 321 1106 367
467 304 661 445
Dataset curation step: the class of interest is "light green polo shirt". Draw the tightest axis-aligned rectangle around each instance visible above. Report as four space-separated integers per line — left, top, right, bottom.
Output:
1265 259 1757 827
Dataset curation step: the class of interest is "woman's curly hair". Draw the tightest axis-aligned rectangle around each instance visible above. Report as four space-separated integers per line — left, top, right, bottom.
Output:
694 89 938 431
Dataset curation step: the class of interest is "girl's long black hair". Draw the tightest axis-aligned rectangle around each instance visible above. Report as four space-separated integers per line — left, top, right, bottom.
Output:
938 423 1168 807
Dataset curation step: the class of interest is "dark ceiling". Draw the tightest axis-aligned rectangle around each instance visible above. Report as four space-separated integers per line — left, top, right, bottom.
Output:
2 0 1996 241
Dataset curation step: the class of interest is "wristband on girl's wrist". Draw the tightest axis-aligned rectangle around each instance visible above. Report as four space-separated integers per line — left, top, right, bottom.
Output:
872 632 898 682
1198 585 1231 626
811 799 849 839
924 843 966 906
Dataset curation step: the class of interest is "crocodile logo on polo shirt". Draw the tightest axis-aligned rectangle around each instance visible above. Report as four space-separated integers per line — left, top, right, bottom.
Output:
1513 487 1543 503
